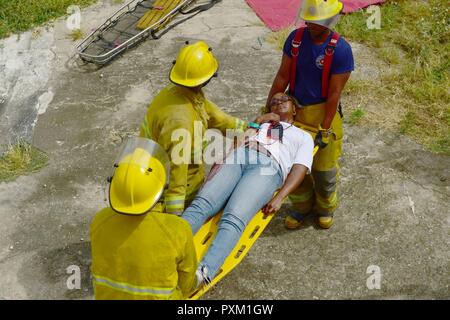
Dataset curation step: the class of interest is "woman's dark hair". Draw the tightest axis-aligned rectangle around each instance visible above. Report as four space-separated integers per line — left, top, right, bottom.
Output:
263 92 299 114
285 93 300 108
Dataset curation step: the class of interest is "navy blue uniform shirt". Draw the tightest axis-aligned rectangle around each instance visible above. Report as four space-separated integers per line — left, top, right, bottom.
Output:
283 28 354 106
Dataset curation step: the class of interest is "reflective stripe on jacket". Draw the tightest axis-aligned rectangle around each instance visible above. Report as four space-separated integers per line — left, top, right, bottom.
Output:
90 208 197 300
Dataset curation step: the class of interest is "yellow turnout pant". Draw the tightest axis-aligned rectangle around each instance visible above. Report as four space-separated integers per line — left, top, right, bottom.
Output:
289 103 343 217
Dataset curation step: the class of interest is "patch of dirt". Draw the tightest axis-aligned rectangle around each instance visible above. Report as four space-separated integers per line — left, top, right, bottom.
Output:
340 42 406 131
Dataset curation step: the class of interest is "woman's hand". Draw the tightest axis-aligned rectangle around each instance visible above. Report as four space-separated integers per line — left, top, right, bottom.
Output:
262 194 284 214
255 113 280 125
263 164 308 214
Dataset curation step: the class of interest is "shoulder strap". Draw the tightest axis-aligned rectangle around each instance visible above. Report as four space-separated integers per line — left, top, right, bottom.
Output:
321 31 340 98
289 27 306 95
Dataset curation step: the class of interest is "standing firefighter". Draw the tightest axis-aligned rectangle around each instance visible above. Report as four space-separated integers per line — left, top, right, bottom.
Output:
267 0 354 229
140 41 247 215
90 137 197 300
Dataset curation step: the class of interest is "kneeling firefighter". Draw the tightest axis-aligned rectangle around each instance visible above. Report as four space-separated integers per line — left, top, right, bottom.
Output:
266 0 354 229
90 137 197 300
140 41 248 215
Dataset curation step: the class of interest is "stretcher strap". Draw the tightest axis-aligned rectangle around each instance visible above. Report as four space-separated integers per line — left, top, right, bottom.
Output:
180 0 221 14
151 0 222 39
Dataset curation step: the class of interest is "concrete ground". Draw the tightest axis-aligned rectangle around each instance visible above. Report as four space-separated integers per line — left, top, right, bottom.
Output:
0 0 448 299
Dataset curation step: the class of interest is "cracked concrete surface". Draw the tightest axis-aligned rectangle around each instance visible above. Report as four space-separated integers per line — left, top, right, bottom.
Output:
0 29 55 152
0 0 449 299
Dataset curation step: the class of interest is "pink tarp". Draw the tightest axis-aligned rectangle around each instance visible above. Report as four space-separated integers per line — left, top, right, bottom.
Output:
246 0 385 31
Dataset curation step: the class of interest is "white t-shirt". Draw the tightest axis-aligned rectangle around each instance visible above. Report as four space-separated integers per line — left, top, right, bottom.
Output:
249 122 314 181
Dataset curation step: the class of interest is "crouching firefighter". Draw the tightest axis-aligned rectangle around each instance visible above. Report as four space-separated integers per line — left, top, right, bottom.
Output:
140 41 248 215
90 137 197 300
266 0 354 229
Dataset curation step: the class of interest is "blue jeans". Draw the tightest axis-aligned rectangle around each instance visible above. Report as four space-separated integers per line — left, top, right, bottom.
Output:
182 147 283 279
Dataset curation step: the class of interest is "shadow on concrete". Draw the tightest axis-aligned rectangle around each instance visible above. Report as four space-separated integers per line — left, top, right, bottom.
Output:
262 206 327 239
17 241 93 300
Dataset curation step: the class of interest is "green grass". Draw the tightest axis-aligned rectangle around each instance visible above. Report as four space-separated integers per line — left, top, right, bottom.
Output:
0 142 49 182
348 108 365 124
336 0 450 154
0 0 97 39
265 1 449 154
399 111 415 134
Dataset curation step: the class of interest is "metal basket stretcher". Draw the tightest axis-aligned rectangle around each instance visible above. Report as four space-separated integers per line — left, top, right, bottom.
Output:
76 0 218 65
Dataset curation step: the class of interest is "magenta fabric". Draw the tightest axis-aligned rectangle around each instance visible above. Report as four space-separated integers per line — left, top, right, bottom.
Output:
245 0 385 31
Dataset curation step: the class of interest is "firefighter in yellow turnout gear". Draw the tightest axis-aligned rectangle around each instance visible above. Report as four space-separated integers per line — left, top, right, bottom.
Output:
267 0 353 229
140 41 247 215
90 137 197 299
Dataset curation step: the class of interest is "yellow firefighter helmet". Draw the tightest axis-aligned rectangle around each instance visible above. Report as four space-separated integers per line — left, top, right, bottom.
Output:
109 137 170 215
169 41 219 87
298 0 343 28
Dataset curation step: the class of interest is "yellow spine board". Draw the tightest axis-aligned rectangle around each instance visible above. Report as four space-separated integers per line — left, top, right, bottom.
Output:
188 128 318 300
188 208 275 300
136 0 182 30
